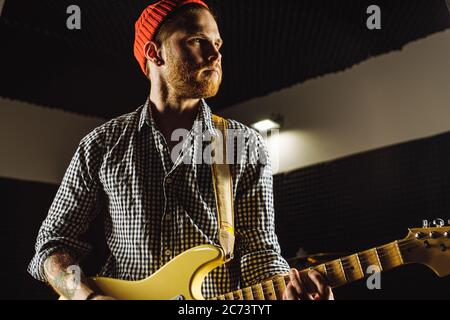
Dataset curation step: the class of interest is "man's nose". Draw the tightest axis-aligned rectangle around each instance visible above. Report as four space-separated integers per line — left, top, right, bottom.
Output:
207 44 221 64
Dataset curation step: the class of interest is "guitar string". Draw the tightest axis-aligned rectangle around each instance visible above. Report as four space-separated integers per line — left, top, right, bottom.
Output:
214 239 429 299
280 242 419 280
328 239 419 268
268 243 420 293
215 243 412 302
214 236 447 299
215 241 419 299
267 238 420 282
304 237 432 269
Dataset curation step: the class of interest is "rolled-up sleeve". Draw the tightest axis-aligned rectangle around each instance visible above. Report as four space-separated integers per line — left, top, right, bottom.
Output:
27 126 105 282
235 133 290 287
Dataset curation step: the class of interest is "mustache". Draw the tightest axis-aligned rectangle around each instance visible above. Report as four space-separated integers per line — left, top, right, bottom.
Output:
197 64 222 72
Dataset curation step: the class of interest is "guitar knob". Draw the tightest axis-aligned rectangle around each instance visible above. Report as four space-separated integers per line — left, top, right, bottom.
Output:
444 231 449 238
415 232 426 239
429 232 440 239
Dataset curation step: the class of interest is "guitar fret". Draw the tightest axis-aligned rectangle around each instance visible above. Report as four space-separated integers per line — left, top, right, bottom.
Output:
338 259 347 283
273 276 287 299
242 287 254 300
261 280 277 300
358 249 382 272
356 252 366 272
341 254 365 282
251 283 265 300
374 247 384 271
324 263 336 287
217 295 225 300
393 241 404 265
233 290 244 300
324 260 347 287
354 253 364 275
376 243 403 270
224 292 234 300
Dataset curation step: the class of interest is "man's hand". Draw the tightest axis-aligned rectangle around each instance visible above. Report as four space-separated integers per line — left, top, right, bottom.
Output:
283 268 334 300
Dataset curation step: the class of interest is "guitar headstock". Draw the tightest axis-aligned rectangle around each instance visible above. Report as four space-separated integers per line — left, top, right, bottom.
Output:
402 218 450 277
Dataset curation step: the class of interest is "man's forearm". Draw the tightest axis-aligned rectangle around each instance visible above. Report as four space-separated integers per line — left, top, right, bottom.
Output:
43 251 94 300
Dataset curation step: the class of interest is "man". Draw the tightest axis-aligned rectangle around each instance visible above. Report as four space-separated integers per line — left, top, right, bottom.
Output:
28 0 333 300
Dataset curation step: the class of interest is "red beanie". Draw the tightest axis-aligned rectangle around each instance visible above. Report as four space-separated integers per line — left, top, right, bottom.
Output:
134 0 209 76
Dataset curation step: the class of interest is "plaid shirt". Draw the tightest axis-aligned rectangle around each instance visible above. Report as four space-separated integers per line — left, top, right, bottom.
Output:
28 98 290 298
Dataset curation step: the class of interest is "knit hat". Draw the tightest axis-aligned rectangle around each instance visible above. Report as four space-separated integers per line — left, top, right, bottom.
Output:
134 0 209 75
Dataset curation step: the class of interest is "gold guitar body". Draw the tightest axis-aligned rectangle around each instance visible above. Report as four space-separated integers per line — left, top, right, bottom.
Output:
88 245 224 300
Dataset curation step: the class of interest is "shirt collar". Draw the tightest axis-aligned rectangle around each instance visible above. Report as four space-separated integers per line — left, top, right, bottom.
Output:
138 97 216 134
197 98 216 134
138 97 153 132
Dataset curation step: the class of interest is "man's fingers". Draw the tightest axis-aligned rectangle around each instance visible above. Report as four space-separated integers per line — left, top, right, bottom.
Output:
289 269 301 292
300 272 319 300
324 286 335 300
307 269 326 295
307 269 334 300
283 282 297 300
285 268 334 300
289 269 309 300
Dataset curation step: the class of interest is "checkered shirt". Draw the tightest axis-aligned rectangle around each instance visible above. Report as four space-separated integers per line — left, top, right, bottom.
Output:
28 98 290 298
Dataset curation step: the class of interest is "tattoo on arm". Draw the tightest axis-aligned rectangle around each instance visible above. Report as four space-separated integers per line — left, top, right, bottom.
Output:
44 252 83 299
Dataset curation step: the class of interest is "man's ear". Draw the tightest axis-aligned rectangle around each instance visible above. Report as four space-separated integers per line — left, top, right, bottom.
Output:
144 40 164 65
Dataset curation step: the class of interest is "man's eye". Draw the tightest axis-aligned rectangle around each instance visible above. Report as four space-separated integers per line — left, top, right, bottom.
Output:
193 38 202 43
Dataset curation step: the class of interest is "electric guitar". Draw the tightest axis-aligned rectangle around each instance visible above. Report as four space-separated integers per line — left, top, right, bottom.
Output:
65 222 450 300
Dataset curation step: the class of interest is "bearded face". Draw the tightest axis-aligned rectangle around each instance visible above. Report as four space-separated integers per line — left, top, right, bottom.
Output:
164 41 222 99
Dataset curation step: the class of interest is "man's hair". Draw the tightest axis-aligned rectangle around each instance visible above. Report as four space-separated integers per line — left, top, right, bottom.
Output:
154 3 218 45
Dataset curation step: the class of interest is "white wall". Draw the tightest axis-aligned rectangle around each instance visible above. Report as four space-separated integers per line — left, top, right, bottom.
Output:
221 29 450 174
2 30 450 184
0 98 105 184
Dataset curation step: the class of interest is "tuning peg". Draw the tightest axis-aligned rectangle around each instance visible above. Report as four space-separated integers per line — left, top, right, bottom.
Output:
429 232 441 239
432 218 445 227
415 232 426 239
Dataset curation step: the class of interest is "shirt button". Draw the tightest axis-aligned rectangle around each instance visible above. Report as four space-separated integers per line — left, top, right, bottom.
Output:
165 213 171 221
166 177 173 184
158 143 164 150
164 249 172 256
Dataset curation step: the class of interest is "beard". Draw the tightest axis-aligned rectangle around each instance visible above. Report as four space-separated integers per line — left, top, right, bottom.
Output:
164 46 222 99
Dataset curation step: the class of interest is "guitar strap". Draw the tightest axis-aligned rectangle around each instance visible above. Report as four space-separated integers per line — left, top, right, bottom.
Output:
211 114 235 262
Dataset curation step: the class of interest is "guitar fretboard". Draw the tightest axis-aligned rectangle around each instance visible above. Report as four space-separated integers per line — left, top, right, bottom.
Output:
210 241 405 300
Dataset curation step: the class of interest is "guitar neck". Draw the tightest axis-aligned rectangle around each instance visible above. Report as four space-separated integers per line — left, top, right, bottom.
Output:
212 240 406 300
